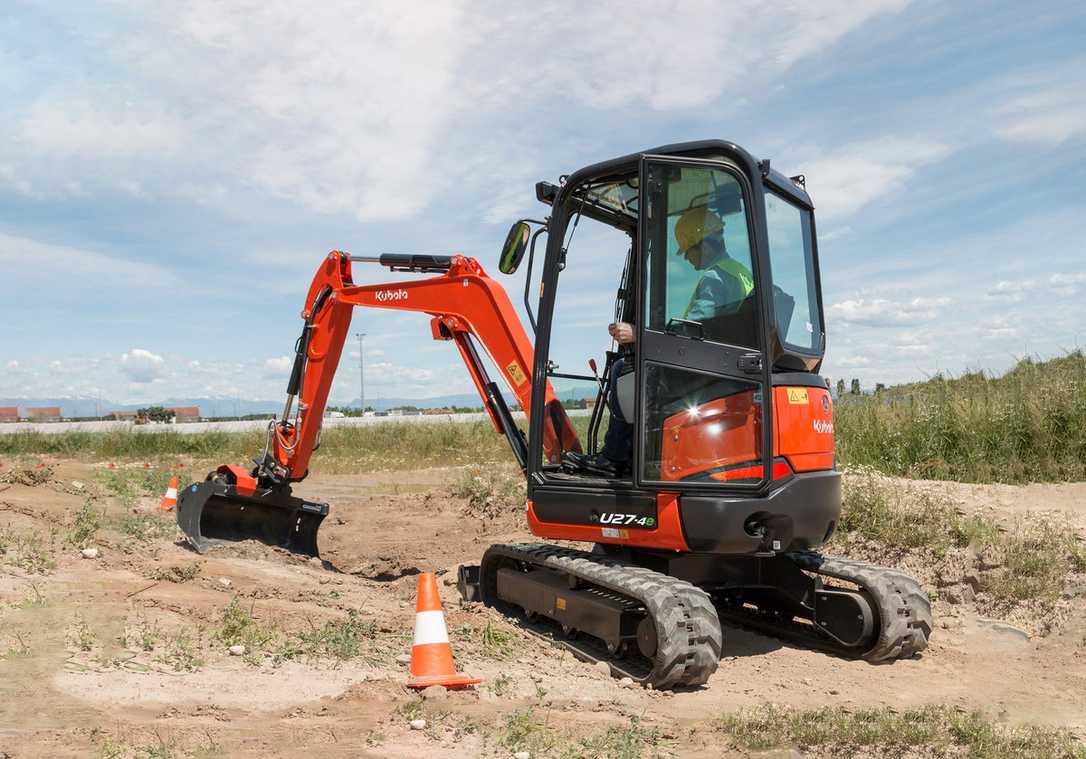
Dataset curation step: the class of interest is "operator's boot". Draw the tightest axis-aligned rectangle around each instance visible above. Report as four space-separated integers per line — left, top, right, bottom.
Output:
561 451 627 478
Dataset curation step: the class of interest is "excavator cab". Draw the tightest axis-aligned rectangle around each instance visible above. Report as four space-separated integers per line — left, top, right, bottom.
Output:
501 142 838 557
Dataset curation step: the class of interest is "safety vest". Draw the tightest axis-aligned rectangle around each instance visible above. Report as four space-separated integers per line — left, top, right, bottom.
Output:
683 257 754 318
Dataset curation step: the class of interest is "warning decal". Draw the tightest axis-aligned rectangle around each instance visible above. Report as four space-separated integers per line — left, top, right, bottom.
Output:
507 361 528 386
786 388 809 405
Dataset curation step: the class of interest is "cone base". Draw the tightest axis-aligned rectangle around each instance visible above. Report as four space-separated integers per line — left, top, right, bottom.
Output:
406 672 482 690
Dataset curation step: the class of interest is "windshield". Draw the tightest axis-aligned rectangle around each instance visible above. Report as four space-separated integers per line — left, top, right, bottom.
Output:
765 190 822 354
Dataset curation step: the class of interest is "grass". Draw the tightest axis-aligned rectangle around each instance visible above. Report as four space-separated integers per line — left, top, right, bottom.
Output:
68 499 102 547
838 469 1086 603
98 468 192 508
0 421 514 472
118 513 178 543
278 609 378 662
212 599 274 662
452 464 524 516
1 528 57 574
836 352 1086 483
481 620 517 659
498 708 663 759
718 704 1086 758
487 672 514 697
156 631 204 672
2 353 1082 486
145 563 202 583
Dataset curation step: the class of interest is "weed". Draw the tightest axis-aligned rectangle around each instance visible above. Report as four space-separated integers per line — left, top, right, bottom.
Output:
837 470 1086 603
125 616 161 652
157 631 204 672
145 563 201 583
3 631 32 660
575 716 661 759
717 704 1086 758
481 620 517 659
3 530 57 574
399 701 424 722
452 465 524 517
276 609 376 662
69 617 96 652
118 513 178 543
137 731 178 759
97 737 125 759
500 708 559 756
68 499 102 547
212 598 274 656
835 352 1086 484
837 467 995 556
488 672 514 697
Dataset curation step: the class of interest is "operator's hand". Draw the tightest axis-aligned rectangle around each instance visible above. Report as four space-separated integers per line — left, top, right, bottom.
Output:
608 321 635 345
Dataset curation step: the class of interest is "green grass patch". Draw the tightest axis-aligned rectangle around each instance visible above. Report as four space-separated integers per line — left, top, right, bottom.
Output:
838 469 1085 603
277 609 377 662
718 703 1085 758
156 631 204 672
451 465 525 516
499 708 663 759
836 352 1086 483
1 528 57 574
68 499 102 547
212 599 274 654
481 620 517 659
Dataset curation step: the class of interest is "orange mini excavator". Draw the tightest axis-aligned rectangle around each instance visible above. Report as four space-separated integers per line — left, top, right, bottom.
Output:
177 140 931 688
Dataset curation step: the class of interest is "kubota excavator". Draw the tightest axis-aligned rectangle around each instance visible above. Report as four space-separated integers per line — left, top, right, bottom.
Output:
177 140 932 689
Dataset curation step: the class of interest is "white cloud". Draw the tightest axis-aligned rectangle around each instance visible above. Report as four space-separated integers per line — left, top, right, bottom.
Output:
0 1 912 222
995 85 1086 147
0 233 172 289
1049 271 1086 297
792 137 952 220
120 349 166 383
986 279 1039 301
263 356 292 376
828 295 951 327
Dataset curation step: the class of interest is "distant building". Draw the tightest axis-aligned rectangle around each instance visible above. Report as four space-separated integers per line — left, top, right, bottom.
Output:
0 406 18 423
26 406 62 422
109 410 138 421
170 406 201 422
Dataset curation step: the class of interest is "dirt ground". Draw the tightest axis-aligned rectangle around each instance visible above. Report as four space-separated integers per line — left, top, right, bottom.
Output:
1 461 1085 758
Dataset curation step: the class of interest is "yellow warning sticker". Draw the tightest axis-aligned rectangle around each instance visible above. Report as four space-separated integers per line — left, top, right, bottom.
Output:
507 361 528 386
787 388 809 405
556 597 566 610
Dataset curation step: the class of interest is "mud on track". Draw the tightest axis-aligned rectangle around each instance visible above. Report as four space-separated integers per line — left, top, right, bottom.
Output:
2 461 1085 757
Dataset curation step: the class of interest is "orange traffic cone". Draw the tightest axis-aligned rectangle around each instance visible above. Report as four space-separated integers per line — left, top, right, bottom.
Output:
159 476 179 511
406 573 481 689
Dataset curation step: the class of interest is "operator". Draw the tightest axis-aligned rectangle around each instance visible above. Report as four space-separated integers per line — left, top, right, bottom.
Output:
569 207 753 479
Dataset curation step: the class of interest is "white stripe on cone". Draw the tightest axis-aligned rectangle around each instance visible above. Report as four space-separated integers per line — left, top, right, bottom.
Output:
164 488 177 499
412 609 449 646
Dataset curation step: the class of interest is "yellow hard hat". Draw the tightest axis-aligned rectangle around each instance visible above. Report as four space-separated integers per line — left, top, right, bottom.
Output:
675 207 724 254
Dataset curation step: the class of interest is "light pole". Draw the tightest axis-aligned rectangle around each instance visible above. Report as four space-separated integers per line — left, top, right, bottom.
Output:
356 332 366 413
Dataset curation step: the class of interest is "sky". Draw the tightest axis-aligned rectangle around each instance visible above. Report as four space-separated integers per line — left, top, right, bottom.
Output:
1 0 1084 406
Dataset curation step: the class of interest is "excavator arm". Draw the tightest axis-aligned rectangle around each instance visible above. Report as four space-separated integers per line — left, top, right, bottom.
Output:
176 250 580 556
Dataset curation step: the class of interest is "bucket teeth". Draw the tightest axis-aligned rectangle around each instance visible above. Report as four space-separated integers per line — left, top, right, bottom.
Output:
175 479 328 557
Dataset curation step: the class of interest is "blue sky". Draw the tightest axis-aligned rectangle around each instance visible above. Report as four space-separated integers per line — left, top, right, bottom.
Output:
1 1 1084 405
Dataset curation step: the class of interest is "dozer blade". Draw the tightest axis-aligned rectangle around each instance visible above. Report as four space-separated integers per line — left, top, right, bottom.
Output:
176 478 328 557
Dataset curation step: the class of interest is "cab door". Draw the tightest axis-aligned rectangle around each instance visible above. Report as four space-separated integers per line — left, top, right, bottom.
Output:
635 156 772 490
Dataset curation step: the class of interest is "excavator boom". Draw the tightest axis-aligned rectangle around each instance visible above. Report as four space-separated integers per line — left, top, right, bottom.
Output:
176 251 578 555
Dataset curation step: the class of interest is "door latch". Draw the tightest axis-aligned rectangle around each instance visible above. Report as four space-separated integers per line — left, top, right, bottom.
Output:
737 354 763 374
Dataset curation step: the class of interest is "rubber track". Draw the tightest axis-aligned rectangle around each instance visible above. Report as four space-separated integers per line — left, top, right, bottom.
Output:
481 544 723 689
719 553 932 662
790 553 933 661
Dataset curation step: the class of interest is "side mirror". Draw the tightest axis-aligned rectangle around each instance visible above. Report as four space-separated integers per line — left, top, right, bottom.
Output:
499 221 531 275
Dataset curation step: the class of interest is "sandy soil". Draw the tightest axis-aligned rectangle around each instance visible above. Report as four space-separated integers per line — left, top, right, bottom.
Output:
1 461 1084 758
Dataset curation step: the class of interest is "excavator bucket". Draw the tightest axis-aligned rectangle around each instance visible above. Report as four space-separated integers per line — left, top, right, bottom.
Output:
176 473 328 557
